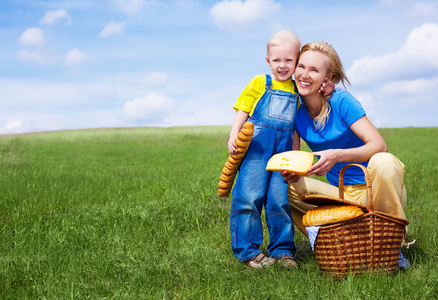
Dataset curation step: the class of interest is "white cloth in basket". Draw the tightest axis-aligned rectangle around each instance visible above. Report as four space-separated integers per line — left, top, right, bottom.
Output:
305 226 320 251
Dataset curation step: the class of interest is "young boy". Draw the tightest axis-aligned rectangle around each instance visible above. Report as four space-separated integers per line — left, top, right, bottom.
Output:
229 29 334 269
228 29 301 268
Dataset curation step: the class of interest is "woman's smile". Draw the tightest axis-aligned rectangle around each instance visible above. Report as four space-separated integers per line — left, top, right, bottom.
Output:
299 81 311 87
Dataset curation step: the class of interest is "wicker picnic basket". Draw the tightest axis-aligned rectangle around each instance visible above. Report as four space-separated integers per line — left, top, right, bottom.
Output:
301 163 409 278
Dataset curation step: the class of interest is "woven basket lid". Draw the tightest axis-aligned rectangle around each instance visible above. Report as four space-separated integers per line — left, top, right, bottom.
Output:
300 194 368 212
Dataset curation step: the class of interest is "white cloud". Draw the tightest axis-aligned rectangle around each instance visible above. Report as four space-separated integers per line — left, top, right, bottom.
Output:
347 23 438 86
408 1 437 18
378 76 437 104
16 50 47 65
210 0 281 32
40 9 70 25
120 93 175 122
18 28 45 46
356 93 373 109
347 74 438 128
0 117 65 135
0 120 24 134
144 72 170 87
64 49 90 69
100 21 125 37
354 93 379 123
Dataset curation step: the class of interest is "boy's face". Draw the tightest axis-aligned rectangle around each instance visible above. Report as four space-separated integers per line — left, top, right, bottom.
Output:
265 44 299 82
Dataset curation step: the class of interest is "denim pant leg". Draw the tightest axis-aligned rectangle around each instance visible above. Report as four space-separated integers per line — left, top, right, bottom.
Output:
265 170 296 259
230 153 269 262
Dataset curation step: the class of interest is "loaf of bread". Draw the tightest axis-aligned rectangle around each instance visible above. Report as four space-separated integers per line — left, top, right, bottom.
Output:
218 122 254 198
266 151 314 176
302 205 365 227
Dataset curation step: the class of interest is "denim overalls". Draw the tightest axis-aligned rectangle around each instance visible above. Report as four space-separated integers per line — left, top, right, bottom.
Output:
231 74 299 262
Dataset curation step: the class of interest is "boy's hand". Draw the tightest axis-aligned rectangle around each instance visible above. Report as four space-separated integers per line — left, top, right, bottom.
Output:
228 110 249 154
319 77 335 97
280 170 301 184
228 134 238 154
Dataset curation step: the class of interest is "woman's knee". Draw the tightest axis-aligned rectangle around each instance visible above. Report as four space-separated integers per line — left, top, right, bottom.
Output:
368 152 404 178
287 178 311 204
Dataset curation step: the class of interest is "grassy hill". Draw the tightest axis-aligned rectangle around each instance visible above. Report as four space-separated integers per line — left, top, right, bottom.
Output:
0 126 437 299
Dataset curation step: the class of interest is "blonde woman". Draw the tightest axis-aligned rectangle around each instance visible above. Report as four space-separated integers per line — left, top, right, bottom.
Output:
282 42 407 243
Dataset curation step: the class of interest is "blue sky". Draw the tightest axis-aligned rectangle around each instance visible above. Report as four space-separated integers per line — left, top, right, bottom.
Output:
1 0 437 134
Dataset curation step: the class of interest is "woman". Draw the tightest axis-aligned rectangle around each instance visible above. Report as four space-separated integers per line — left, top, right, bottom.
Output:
282 42 407 237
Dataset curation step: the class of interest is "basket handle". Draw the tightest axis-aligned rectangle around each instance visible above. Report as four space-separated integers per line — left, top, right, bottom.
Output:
338 163 373 212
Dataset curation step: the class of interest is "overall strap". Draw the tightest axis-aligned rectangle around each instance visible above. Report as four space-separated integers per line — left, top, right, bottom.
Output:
293 80 302 104
265 74 272 90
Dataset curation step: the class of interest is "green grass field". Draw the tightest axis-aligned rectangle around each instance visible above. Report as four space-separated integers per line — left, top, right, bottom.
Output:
0 126 437 299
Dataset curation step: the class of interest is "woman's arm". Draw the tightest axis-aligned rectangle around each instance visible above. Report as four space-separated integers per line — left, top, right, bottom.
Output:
308 116 387 176
228 110 250 154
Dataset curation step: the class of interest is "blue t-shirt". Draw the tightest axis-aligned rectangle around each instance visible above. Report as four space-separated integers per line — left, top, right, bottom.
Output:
295 90 367 186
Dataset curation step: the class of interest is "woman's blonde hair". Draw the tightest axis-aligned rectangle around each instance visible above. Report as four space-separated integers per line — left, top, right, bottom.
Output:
267 28 301 56
298 41 350 129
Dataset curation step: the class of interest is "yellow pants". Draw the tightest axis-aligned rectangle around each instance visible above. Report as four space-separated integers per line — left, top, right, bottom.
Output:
288 153 407 237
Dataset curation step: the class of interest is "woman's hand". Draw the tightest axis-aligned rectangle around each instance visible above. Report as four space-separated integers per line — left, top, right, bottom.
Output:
308 149 341 176
307 117 387 174
280 170 301 184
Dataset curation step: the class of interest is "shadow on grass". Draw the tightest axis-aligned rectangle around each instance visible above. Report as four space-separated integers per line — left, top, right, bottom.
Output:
294 239 313 258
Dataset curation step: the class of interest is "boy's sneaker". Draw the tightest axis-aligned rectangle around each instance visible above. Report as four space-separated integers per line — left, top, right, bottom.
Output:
243 253 276 269
277 256 297 269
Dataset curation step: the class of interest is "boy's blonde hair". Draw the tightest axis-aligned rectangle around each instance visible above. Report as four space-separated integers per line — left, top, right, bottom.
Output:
267 28 301 56
298 41 350 129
